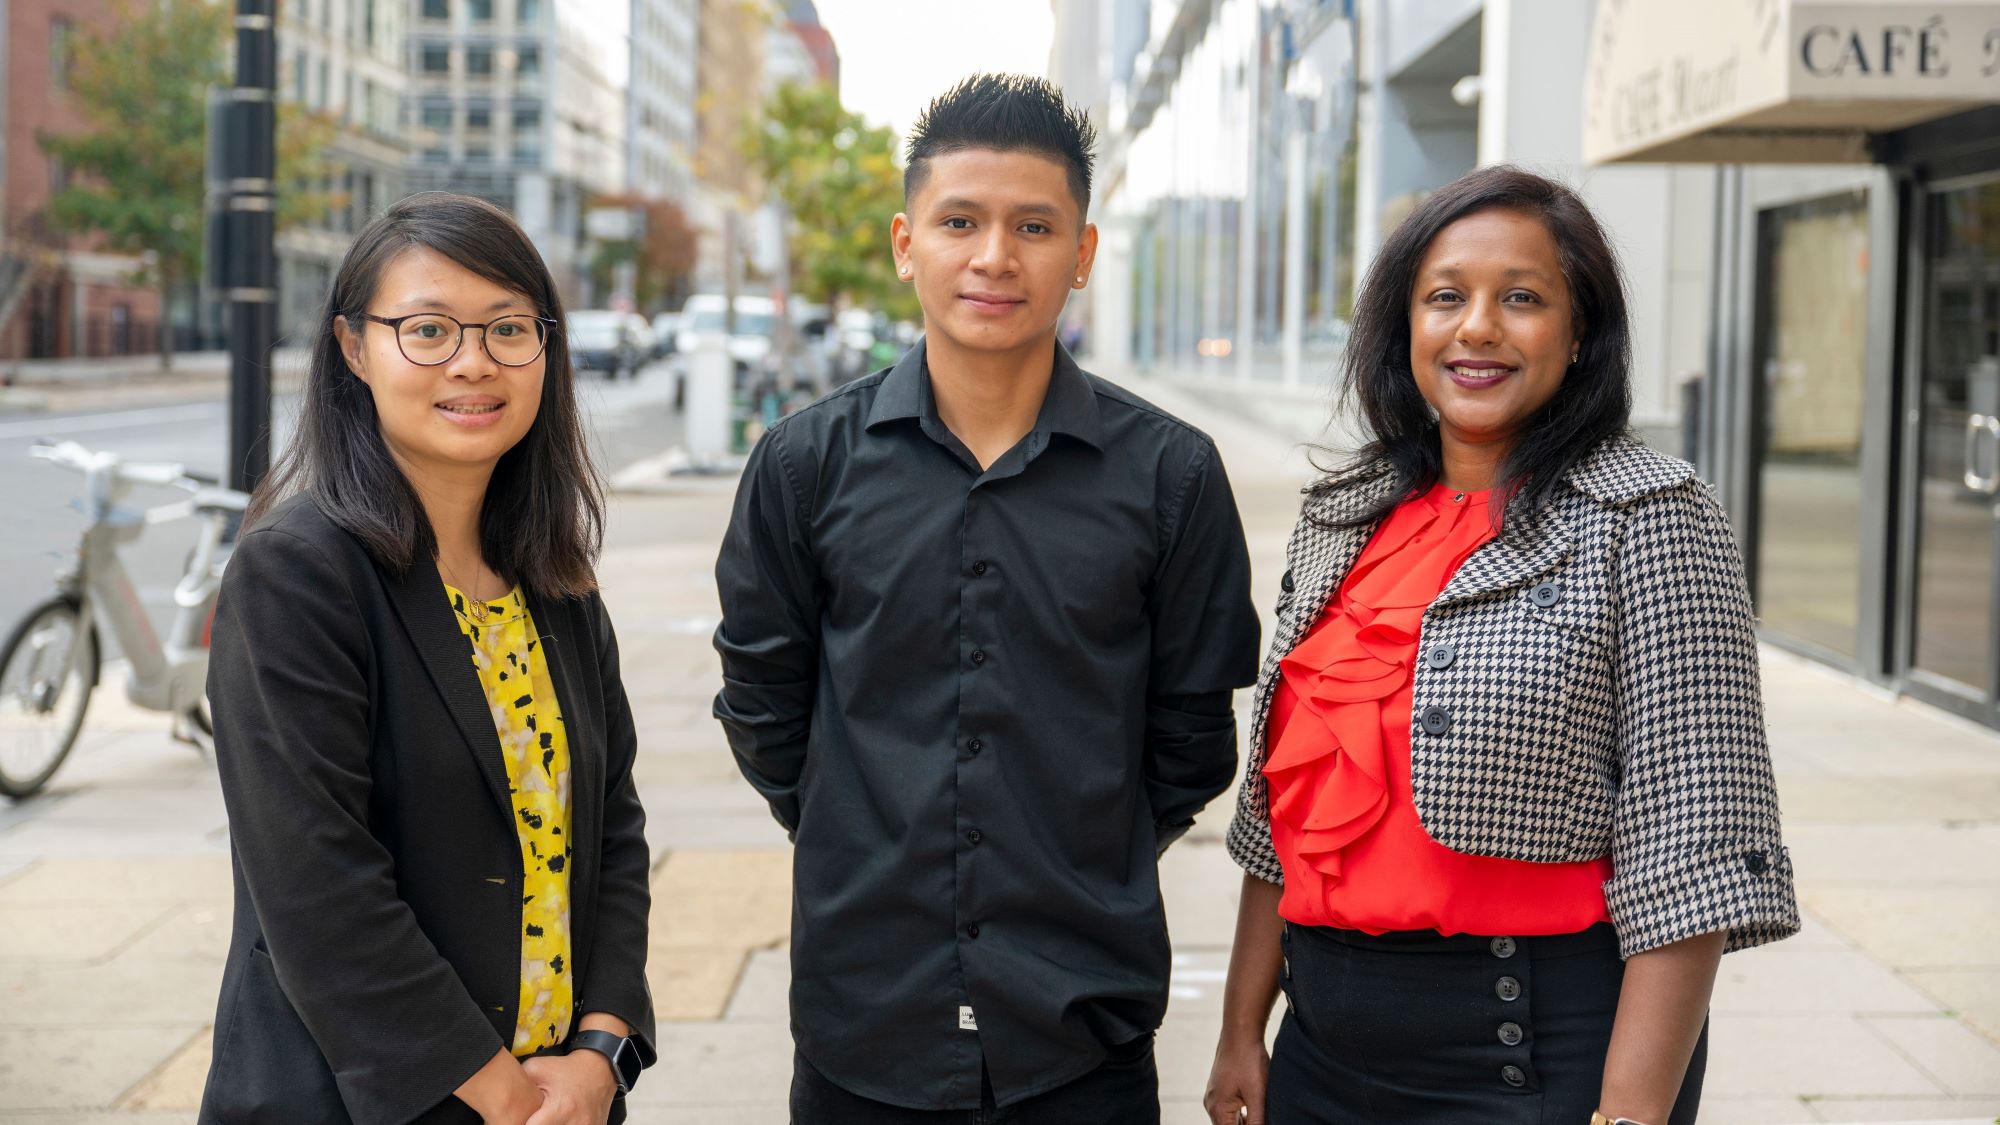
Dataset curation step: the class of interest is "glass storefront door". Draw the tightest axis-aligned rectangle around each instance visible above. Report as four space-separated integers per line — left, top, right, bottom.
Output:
1754 191 1871 661
1907 175 2000 710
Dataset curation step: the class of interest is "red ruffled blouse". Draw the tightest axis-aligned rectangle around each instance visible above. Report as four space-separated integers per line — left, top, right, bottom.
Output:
1263 484 1613 935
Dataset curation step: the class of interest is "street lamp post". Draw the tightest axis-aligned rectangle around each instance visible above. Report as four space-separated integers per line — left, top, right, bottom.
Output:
222 0 277 495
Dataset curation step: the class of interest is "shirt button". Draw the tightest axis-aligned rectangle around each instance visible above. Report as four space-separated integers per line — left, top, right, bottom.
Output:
1498 1021 1523 1046
1495 976 1522 1002
1490 936 1517 959
1427 643 1457 670
966 923 981 939
972 560 988 576
1419 705 1451 736
1501 1064 1526 1087
1531 581 1561 608
967 738 983 754
970 650 986 665
966 829 983 845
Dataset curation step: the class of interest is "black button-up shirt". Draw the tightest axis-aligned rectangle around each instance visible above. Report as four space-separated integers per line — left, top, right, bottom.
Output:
712 342 1259 1110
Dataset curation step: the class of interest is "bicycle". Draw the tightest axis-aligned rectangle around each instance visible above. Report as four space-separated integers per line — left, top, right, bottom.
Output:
0 440 248 798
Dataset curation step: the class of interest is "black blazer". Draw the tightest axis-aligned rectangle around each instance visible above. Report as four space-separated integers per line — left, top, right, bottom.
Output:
197 496 656 1125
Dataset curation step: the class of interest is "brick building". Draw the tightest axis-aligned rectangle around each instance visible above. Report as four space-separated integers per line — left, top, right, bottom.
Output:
0 0 166 363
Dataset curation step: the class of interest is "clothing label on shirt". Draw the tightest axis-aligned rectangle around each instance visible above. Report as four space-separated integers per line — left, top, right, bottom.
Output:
958 1005 978 1031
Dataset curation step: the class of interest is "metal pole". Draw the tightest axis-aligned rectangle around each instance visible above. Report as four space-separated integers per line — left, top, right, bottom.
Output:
224 0 277 494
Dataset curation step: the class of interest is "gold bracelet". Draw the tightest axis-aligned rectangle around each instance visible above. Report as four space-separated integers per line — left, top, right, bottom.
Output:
1591 1114 1651 1125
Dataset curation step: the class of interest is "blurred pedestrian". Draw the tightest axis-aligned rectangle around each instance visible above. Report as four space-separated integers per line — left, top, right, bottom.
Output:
1203 165 1799 1125
200 193 655 1125
713 74 1260 1123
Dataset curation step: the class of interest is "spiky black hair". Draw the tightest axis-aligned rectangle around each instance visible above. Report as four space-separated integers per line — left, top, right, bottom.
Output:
904 73 1097 214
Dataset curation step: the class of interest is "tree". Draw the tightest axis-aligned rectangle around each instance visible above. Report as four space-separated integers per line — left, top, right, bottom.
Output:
38 0 342 370
744 82 916 320
587 193 699 312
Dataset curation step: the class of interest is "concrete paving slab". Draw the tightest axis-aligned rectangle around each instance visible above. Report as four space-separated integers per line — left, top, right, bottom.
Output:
0 956 221 1026
118 902 229 961
1166 949 1231 1015
0 902 175 961
116 1027 210 1112
1776 775 2000 825
1907 969 2000 1046
1809 1097 2000 1122
1863 1014 2000 1096
0 1026 200 1111
614 1107 786 1124
1703 1015 1949 1098
1804 887 2000 971
0 1115 200 1124
725 948 790 1024
1787 824 2000 888
650 947 749 1022
1712 947 1949 1015
1159 841 1246 951
629 1022 793 1105
649 848 791 951
0 857 229 907
1699 1096 1819 1123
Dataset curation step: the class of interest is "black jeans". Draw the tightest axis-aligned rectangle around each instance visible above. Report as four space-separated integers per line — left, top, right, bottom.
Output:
790 1035 1160 1125
1267 923 1707 1125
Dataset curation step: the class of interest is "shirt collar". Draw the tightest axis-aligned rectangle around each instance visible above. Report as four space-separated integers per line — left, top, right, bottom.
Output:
864 337 1104 451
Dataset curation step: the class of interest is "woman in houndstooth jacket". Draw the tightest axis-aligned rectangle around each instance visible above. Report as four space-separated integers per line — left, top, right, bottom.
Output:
1203 166 1799 1125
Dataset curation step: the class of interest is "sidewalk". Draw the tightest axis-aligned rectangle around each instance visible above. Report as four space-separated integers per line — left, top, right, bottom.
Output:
0 373 1996 1123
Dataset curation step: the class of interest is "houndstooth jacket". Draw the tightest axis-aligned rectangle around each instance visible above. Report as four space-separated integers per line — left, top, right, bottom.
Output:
1225 436 1801 958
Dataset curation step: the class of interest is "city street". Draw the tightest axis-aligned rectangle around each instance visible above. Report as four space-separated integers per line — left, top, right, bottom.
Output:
0 370 1996 1123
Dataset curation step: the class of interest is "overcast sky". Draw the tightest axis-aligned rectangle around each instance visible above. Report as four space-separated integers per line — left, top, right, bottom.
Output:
812 0 1057 141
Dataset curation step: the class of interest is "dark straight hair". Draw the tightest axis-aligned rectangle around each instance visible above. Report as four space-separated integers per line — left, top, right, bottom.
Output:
247 192 605 600
1323 164 1634 527
904 73 1098 215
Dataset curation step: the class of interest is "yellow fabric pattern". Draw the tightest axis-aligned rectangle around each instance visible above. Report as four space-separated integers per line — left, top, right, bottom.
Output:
445 583 575 1057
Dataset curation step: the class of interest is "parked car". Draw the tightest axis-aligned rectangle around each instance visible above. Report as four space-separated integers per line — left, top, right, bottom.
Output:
674 294 779 374
624 313 656 368
567 310 639 379
650 311 680 359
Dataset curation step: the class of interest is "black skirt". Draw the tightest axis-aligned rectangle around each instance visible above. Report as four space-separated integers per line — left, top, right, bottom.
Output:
1267 922 1706 1125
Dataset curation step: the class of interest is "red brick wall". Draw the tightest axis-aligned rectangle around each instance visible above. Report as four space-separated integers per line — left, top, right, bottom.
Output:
4 0 168 360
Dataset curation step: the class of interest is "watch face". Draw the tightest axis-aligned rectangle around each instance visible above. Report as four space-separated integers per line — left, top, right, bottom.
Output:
608 1037 642 1092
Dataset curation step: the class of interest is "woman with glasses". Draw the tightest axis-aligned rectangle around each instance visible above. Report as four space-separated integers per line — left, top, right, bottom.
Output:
199 193 655 1125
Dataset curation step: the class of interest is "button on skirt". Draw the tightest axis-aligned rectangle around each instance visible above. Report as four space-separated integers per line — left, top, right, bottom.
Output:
1266 922 1706 1125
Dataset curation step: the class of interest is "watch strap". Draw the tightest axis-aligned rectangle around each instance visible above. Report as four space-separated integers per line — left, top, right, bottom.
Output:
568 1029 640 1094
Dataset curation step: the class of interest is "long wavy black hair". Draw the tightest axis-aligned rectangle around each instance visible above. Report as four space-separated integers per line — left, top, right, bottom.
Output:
247 192 605 599
1322 165 1634 527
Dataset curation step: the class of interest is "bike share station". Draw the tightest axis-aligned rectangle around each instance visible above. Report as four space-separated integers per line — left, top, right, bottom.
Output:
0 1 278 798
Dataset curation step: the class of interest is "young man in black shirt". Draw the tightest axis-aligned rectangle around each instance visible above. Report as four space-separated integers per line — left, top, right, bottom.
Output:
713 74 1260 1122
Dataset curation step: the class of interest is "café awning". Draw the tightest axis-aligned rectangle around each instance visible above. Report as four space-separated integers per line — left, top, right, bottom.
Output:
1584 1 2000 164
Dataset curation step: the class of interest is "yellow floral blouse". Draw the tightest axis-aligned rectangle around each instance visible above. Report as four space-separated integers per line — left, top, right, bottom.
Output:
445 583 574 1057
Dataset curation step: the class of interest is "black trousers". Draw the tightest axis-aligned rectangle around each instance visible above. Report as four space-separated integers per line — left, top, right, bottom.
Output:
1267 922 1707 1125
790 1036 1160 1125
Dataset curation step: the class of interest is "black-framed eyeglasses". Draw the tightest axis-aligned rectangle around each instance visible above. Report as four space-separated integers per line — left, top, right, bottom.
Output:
355 311 558 367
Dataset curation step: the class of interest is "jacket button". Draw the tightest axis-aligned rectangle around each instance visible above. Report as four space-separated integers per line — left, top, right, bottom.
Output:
1280 569 1295 593
966 829 983 846
1498 1021 1523 1046
967 738 983 754
1490 936 1516 959
1495 976 1521 1002
1531 581 1561 608
1744 849 1770 875
1419 705 1451 736
1501 1064 1526 1087
972 560 988 576
965 923 981 939
1427 643 1457 670
970 650 986 665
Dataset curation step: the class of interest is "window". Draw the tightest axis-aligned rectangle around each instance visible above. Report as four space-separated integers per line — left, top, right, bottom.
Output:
465 145 491 164
47 155 67 194
421 45 450 74
421 0 449 19
466 47 493 77
49 17 73 92
423 147 450 164
515 46 540 76
469 0 493 20
513 143 541 167
466 104 492 130
512 103 541 133
421 102 452 131
364 0 377 47
518 0 541 25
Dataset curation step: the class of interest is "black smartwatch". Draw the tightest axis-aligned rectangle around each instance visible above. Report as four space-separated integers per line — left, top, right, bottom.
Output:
568 1029 642 1095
